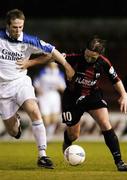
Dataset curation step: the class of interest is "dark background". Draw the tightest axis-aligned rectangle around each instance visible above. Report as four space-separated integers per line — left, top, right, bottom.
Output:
1 0 127 110
1 0 127 18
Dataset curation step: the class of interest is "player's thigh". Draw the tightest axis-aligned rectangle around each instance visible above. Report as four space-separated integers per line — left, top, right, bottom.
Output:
88 108 112 130
16 75 37 107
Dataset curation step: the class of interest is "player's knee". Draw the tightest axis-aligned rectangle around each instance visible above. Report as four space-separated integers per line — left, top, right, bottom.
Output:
100 122 112 131
28 108 41 120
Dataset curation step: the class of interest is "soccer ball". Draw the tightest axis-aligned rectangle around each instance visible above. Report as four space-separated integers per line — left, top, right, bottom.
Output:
64 145 86 165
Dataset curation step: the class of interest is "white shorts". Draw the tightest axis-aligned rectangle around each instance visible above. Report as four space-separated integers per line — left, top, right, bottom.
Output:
0 76 36 120
38 91 61 116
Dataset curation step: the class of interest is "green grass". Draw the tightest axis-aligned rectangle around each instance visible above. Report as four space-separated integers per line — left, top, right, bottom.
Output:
0 141 127 180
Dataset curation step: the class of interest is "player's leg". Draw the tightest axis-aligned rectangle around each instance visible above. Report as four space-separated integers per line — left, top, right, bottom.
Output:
0 92 22 139
38 93 59 142
45 113 60 142
22 99 54 169
62 90 82 152
3 113 21 139
61 88 84 152
62 106 81 152
89 107 127 171
46 92 62 142
63 123 80 152
16 76 54 168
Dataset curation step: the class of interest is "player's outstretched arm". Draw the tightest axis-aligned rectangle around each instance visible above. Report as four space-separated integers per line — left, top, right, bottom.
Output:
113 80 127 113
16 53 52 69
16 49 75 81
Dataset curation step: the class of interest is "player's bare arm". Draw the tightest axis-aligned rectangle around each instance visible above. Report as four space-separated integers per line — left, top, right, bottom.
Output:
52 49 75 81
113 80 127 113
16 54 52 69
16 49 75 81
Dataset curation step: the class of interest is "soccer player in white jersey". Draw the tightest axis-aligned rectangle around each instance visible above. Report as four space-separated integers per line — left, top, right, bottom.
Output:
0 9 74 169
33 62 66 142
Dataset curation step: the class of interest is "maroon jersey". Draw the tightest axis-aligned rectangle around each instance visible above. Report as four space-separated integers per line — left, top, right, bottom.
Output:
66 52 120 97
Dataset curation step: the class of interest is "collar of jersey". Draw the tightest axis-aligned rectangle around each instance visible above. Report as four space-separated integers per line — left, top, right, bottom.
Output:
6 29 23 42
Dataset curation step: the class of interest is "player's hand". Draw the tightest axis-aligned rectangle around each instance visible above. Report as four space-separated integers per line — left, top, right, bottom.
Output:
118 94 127 113
16 59 30 69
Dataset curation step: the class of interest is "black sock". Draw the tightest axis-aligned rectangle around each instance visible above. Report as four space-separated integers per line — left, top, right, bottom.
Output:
102 129 122 164
64 130 72 145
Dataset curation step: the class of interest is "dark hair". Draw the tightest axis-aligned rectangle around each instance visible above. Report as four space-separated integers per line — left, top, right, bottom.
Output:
6 9 25 25
86 35 106 54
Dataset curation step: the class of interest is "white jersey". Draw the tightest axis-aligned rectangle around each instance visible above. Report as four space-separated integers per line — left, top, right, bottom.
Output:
34 67 66 94
33 66 66 115
0 28 55 83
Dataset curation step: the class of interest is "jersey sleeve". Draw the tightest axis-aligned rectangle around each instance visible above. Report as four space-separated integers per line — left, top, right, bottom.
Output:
23 33 55 55
29 38 55 54
101 55 120 84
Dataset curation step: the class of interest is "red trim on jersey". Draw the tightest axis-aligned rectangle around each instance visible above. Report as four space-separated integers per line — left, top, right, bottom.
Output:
66 53 82 57
99 54 112 66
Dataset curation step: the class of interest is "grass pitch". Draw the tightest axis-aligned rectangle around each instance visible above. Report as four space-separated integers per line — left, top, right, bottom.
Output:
0 141 127 180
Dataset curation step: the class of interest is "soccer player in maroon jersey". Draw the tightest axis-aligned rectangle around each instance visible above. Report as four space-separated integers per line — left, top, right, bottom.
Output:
62 36 127 171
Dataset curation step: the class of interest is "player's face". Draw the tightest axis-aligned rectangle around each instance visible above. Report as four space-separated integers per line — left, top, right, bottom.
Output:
7 19 24 39
84 49 99 63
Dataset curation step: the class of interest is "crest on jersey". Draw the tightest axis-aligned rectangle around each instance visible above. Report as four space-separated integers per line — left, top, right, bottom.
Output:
20 44 27 52
109 66 115 74
109 66 117 78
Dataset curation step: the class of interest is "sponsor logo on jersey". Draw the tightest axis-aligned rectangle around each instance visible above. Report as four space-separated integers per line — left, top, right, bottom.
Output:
75 77 97 86
101 99 107 105
76 96 86 104
0 49 23 61
96 73 100 78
